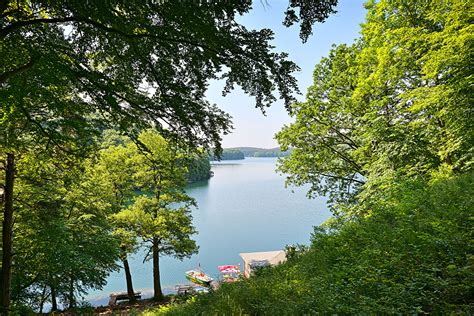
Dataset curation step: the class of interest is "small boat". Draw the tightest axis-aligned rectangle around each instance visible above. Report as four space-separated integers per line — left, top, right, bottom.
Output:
218 265 241 283
185 269 213 286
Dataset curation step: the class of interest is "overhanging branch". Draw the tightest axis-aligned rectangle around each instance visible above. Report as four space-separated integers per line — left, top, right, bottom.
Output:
0 16 222 56
0 59 35 84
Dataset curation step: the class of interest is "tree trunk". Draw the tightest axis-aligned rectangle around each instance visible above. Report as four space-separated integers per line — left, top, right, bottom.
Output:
39 284 47 314
152 239 163 301
51 286 58 312
123 255 136 303
1 153 15 314
68 277 75 309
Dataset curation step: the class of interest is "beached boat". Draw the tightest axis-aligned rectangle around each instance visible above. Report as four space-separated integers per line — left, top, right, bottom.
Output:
218 265 241 283
185 269 213 286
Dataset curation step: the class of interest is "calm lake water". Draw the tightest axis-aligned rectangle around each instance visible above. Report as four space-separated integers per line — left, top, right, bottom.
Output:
87 157 331 304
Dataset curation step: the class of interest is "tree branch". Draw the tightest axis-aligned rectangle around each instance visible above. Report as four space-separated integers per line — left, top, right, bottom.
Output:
311 115 359 150
314 172 365 185
0 16 222 56
317 137 363 172
0 0 9 16
0 59 35 84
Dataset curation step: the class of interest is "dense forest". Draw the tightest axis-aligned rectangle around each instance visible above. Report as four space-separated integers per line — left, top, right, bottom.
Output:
2 129 200 312
186 153 212 183
146 0 473 314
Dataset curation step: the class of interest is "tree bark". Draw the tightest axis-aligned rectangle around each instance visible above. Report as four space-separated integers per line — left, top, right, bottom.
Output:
152 239 163 301
123 255 136 303
39 284 47 313
68 277 75 309
1 153 15 314
51 286 58 312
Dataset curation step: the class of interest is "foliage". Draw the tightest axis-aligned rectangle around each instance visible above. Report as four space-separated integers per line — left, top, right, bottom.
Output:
150 173 473 315
111 130 198 300
7 129 205 310
10 150 120 310
86 133 138 251
186 152 212 183
0 0 338 153
276 0 473 211
147 1 473 314
210 149 245 161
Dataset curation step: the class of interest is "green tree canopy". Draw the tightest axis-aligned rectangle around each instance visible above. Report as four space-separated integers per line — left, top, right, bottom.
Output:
112 130 199 301
83 132 141 303
277 0 473 212
11 150 120 311
1 0 338 152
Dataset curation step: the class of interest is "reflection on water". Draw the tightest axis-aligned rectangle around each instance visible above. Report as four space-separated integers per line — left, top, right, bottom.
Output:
86 157 330 303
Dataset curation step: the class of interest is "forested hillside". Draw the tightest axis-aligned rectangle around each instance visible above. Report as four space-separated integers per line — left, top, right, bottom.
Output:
186 153 212 183
231 147 292 158
210 149 245 160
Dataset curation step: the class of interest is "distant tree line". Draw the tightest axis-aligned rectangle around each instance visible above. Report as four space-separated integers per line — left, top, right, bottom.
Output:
210 147 292 160
210 149 245 161
235 147 290 157
187 153 212 183
253 150 290 158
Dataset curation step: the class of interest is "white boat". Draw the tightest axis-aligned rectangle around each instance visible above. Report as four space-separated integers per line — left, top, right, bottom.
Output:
185 269 213 286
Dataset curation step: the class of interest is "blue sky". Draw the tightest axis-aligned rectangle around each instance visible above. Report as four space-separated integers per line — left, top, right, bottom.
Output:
205 0 367 148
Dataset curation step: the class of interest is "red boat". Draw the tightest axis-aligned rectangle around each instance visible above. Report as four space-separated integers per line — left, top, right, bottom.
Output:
218 265 241 283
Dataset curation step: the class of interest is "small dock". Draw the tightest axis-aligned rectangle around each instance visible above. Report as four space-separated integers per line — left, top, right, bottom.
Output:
175 284 195 295
108 292 141 306
175 284 213 295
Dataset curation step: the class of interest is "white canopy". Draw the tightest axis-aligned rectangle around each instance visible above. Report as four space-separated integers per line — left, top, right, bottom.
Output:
239 250 286 266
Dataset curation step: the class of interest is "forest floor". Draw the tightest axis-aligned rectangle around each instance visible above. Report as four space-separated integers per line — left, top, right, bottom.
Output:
94 299 165 315
53 298 168 315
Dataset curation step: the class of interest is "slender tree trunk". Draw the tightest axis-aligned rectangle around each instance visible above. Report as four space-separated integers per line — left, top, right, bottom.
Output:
51 286 57 312
1 153 15 314
68 277 75 309
123 253 136 303
152 239 163 301
39 284 47 314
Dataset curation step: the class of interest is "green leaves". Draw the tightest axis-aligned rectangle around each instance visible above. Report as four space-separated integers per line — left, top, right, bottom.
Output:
277 43 365 209
277 0 473 213
12 149 120 308
117 130 198 257
1 1 338 155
